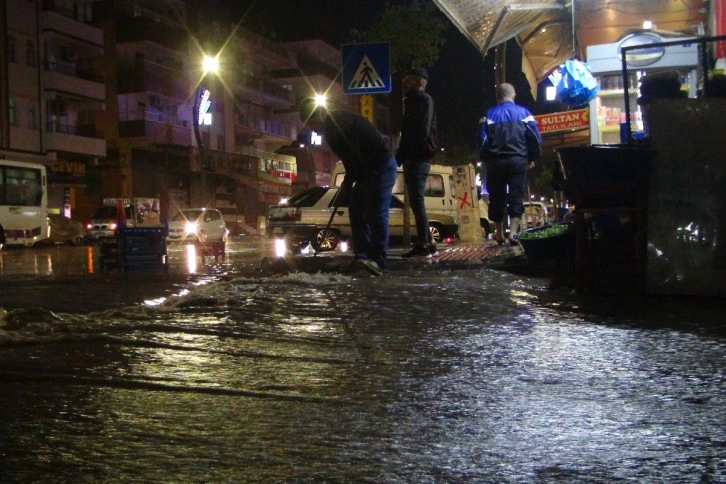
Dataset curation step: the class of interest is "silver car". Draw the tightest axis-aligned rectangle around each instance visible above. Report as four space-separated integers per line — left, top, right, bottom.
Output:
266 186 459 251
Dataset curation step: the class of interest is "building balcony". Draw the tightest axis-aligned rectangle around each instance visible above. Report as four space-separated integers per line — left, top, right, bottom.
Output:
234 116 292 144
118 111 190 145
44 64 105 101
274 55 339 81
236 28 292 69
117 63 186 96
236 75 295 105
44 122 106 157
115 16 187 51
40 6 103 47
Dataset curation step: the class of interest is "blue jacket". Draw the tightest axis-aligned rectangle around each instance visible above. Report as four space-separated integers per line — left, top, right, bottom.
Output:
478 101 542 161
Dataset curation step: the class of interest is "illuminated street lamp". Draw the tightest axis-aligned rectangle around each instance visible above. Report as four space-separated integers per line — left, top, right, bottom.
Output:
193 54 218 205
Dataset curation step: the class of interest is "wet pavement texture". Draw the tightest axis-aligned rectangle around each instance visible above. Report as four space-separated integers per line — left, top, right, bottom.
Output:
1 238 725 482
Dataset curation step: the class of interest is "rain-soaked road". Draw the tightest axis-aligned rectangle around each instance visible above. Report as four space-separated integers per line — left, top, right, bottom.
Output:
0 238 725 482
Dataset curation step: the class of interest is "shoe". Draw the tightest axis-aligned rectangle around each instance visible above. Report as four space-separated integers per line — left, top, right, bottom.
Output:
357 259 383 276
506 237 521 247
428 244 440 257
493 235 520 247
493 234 507 245
340 258 363 274
401 245 432 259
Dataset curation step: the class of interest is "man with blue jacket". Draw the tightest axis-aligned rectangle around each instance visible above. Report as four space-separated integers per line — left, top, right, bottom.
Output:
479 83 542 245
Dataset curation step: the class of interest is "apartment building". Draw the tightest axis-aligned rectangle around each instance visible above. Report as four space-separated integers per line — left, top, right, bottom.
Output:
2 0 388 232
1 0 106 217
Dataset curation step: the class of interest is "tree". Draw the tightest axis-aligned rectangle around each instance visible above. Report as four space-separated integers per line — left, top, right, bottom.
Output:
352 1 448 75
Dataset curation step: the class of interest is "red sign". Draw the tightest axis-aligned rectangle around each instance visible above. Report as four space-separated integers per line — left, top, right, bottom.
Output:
534 108 589 134
457 191 473 209
717 0 726 58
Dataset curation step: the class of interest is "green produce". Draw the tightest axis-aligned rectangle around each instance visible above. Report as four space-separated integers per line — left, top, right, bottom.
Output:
516 223 573 240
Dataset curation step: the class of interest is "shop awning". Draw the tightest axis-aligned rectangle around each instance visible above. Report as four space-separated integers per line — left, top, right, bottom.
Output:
432 0 707 81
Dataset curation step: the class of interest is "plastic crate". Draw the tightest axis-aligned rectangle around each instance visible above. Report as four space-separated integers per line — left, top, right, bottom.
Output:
514 222 575 265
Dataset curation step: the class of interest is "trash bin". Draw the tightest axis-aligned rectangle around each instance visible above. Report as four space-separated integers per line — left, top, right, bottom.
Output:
553 144 656 294
554 144 654 208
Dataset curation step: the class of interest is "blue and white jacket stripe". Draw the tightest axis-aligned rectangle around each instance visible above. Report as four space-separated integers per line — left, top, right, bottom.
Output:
478 101 542 161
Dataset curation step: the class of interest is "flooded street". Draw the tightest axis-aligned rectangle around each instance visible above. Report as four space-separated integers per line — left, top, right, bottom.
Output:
1 239 725 482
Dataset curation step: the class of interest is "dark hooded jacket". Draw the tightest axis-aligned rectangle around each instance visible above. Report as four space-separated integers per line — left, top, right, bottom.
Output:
396 90 437 163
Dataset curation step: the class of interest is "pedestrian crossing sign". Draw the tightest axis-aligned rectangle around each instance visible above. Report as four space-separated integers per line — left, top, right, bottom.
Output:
341 42 391 94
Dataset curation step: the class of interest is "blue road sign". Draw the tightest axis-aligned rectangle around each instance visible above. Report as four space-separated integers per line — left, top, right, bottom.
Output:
341 42 391 95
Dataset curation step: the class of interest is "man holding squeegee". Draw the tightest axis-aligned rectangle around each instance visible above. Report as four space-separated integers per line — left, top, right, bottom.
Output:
299 97 397 276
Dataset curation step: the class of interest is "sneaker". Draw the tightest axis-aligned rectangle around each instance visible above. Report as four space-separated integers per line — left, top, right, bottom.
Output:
428 244 440 257
401 245 432 259
357 259 383 276
340 258 363 274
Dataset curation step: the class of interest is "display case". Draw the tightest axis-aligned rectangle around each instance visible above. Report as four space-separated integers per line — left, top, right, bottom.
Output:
592 73 642 144
586 32 699 145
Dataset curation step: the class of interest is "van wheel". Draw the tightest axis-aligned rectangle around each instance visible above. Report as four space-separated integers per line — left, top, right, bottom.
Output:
313 228 339 251
428 223 443 244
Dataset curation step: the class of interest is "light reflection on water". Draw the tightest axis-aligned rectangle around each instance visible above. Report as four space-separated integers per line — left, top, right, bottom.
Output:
0 270 724 482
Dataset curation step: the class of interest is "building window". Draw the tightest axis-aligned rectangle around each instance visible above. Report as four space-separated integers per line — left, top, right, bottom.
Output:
26 40 36 68
7 35 16 62
8 99 18 126
28 103 38 129
75 3 93 22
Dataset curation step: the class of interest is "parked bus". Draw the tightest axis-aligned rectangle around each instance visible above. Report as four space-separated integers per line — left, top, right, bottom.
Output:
0 160 51 249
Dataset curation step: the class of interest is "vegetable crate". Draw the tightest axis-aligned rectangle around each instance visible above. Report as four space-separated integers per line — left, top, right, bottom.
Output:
514 222 575 265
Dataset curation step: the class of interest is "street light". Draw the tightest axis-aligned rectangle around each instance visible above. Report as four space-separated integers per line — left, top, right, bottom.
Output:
193 54 218 206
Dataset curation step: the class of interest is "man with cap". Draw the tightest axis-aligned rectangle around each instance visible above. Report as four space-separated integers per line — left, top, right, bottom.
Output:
298 98 397 276
396 67 439 258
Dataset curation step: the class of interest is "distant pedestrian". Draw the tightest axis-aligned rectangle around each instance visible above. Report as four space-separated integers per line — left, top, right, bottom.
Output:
396 67 439 259
478 82 542 245
299 98 397 276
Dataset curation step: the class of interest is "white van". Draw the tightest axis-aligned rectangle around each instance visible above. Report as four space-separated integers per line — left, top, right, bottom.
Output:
331 162 459 240
332 162 493 239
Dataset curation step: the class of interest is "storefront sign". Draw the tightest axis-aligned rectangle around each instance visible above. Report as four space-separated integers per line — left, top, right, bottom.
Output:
534 108 589 133
717 0 726 58
618 33 666 68
52 160 86 175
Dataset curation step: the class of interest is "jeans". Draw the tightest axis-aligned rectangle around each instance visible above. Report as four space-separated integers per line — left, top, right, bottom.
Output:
485 156 529 223
349 157 397 269
403 161 432 245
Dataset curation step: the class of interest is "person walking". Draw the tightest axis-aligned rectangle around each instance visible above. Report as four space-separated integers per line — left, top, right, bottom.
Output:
298 98 397 276
396 67 439 258
478 82 542 245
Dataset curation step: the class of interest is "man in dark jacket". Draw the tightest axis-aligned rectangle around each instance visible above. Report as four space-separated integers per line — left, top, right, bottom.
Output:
396 67 439 258
478 82 542 245
299 98 397 275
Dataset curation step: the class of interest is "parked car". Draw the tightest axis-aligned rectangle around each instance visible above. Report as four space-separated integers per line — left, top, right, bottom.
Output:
167 208 229 244
84 204 139 243
266 186 459 251
43 214 84 246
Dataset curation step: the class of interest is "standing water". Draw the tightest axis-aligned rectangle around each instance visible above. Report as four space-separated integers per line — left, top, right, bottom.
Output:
0 242 725 481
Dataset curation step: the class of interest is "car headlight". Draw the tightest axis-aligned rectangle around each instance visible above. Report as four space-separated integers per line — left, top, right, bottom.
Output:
184 222 199 235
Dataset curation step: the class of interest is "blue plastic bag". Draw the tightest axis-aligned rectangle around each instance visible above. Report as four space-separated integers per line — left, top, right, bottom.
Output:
549 59 600 107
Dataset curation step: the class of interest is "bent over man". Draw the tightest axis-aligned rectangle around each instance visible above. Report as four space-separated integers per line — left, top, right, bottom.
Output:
299 98 397 276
